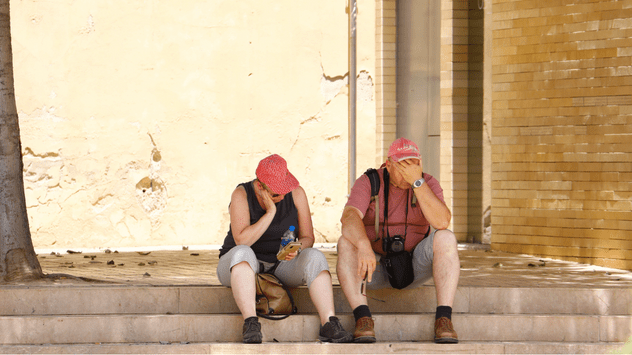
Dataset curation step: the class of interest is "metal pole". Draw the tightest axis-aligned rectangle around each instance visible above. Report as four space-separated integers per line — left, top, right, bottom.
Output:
348 0 357 192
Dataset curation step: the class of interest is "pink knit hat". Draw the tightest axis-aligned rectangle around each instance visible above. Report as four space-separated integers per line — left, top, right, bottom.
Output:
255 154 299 195
388 137 421 162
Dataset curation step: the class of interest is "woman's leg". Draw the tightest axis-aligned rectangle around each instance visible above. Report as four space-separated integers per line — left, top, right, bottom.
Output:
217 245 260 319
231 261 257 319
275 248 334 325
309 270 336 324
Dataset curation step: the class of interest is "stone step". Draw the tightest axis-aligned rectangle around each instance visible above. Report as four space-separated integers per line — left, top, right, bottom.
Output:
0 341 628 354
1 285 630 316
0 314 629 344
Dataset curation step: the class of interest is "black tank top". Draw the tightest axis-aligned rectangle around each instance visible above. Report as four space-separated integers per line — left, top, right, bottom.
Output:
219 180 299 263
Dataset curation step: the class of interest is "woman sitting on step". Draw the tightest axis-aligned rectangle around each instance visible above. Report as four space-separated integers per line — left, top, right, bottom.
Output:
217 154 352 344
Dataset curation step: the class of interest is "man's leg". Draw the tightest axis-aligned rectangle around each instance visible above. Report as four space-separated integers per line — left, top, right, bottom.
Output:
432 229 460 308
432 229 460 343
337 237 376 343
336 236 367 309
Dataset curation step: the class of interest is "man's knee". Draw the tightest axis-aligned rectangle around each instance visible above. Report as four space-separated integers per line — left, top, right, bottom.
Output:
434 229 457 248
336 236 360 276
337 235 355 255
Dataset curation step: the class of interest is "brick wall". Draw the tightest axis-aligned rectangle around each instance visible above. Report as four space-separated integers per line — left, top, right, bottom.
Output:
468 0 485 242
375 0 397 165
491 0 632 270
441 0 470 240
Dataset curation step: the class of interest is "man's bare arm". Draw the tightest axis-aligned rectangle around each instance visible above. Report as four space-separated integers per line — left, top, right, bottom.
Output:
412 183 451 230
392 159 451 229
340 206 377 282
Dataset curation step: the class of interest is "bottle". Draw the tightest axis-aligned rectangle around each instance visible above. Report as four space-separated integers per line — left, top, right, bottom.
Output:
280 225 296 247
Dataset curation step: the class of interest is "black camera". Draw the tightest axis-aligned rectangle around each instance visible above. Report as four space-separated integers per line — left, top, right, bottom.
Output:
383 235 405 253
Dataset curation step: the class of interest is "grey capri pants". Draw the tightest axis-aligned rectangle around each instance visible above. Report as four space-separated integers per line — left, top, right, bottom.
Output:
217 245 330 288
366 229 439 290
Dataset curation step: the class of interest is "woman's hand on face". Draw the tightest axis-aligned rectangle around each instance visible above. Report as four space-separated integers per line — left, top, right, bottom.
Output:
257 183 277 213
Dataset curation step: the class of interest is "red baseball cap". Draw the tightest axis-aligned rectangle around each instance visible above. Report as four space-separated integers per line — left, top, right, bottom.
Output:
388 137 421 162
255 154 300 195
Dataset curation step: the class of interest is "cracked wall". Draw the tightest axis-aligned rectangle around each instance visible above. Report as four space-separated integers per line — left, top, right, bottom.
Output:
11 0 377 249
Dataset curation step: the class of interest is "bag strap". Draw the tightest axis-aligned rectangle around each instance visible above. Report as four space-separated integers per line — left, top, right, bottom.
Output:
365 168 381 197
364 168 380 242
258 314 289 320
364 168 390 242
382 168 390 239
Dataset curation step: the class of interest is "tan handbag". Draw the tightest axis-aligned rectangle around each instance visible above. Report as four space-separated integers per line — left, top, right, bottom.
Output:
255 273 297 320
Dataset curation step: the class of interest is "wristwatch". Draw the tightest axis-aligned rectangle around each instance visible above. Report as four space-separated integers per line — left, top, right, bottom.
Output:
412 177 425 189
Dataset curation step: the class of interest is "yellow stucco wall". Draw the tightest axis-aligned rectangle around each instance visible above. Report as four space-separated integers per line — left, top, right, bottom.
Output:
11 0 377 249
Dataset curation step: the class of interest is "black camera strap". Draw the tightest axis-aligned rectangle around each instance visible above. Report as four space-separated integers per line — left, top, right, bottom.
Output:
381 168 390 239
378 169 410 242
367 168 415 246
403 189 409 238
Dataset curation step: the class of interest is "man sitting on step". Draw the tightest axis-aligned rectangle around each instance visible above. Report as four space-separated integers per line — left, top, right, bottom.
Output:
337 137 460 343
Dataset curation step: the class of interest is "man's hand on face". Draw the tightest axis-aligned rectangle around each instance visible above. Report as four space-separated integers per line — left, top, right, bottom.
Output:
392 158 423 185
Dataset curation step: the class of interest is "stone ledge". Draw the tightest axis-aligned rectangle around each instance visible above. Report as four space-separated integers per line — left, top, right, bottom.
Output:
0 341 628 354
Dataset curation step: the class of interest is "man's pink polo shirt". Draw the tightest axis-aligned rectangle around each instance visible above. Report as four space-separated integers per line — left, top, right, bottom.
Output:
345 168 445 255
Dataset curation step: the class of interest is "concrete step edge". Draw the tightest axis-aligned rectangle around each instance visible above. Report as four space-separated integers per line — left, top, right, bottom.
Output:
0 314 629 344
2 285 630 316
3 312 630 317
0 341 628 354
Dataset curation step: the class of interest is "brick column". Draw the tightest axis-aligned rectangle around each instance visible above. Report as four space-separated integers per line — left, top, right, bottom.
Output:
441 0 470 240
375 0 397 166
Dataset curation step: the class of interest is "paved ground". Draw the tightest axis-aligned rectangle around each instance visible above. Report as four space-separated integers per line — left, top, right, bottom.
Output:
15 244 632 288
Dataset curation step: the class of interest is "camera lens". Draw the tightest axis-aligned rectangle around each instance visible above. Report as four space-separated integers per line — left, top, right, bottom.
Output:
391 236 405 253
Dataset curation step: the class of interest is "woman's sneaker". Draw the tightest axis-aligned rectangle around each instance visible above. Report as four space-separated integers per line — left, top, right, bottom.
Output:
319 316 353 343
242 316 262 343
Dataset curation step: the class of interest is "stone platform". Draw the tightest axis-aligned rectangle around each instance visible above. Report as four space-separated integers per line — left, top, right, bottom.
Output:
23 244 632 288
0 244 630 354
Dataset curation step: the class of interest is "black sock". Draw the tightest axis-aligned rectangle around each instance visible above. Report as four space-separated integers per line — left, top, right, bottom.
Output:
353 305 372 322
436 306 452 320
